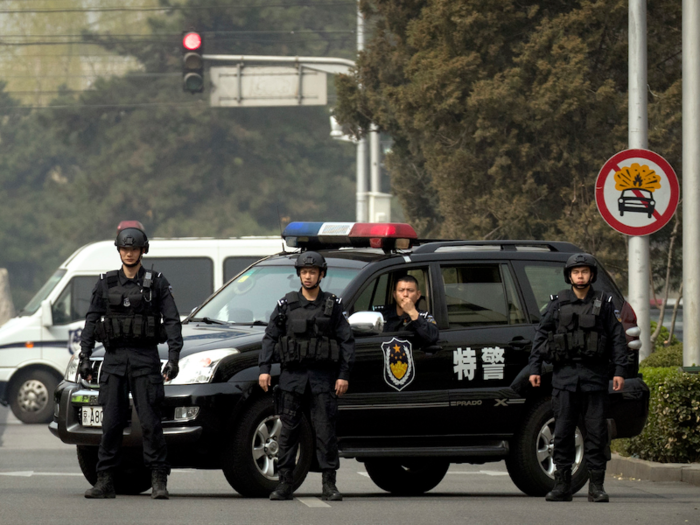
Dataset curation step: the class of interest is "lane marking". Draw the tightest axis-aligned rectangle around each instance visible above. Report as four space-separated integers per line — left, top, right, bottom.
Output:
479 470 509 476
297 497 330 508
359 471 508 477
0 471 83 477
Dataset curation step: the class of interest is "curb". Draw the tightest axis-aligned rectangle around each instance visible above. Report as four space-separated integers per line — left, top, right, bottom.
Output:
609 453 700 487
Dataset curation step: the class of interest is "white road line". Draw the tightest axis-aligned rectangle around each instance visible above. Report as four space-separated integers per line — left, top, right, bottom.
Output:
0 471 83 477
479 470 509 476
359 471 508 477
297 497 331 508
358 472 369 478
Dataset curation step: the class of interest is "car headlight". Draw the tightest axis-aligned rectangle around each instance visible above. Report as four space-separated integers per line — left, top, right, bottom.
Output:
64 354 79 382
166 349 239 385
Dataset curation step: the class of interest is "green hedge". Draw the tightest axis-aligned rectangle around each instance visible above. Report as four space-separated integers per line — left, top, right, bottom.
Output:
642 322 683 368
614 367 700 463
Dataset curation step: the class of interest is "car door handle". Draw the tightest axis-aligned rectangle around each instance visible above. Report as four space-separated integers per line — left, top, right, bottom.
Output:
509 338 531 348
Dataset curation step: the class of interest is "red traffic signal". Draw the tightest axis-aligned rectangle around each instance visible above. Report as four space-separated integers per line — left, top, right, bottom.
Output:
182 30 204 94
182 32 202 51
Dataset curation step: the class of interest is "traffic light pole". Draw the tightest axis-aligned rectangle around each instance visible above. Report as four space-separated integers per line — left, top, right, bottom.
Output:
203 53 370 222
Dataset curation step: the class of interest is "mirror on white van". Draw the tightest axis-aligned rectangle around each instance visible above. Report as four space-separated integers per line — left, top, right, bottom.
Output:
40 298 53 327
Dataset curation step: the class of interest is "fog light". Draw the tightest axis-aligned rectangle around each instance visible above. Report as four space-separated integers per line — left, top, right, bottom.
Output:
174 407 200 421
53 402 59 418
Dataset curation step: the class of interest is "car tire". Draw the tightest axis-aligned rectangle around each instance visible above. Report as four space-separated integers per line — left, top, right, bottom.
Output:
9 369 59 424
505 397 588 497
363 459 450 495
221 395 314 497
77 445 152 495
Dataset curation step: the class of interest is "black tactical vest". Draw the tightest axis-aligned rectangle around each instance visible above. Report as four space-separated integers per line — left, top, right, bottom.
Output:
547 289 609 362
93 269 167 349
274 291 340 365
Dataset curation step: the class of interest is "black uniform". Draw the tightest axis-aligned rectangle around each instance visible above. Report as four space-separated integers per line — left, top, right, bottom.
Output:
529 287 627 471
377 305 439 346
259 289 355 476
80 267 183 473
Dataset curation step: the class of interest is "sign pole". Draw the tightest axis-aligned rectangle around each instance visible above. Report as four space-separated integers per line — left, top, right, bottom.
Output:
683 0 700 370
629 0 651 361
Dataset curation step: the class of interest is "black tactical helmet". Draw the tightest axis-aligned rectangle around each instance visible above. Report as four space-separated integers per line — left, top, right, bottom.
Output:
115 221 149 254
564 253 597 284
294 251 327 276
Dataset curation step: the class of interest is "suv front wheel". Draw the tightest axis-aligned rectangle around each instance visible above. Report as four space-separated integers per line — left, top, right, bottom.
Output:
221 395 314 497
505 397 588 496
76 446 152 495
364 458 450 495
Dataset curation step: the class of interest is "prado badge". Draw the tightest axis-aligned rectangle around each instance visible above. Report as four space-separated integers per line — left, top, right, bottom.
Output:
381 337 415 391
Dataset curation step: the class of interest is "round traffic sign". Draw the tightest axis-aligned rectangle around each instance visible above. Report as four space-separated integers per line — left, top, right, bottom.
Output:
595 149 679 236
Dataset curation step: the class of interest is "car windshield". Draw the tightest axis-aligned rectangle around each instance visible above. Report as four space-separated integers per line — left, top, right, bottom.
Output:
193 265 359 324
18 269 67 316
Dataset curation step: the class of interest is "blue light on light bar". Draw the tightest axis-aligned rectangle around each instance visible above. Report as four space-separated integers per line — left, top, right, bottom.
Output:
283 222 324 236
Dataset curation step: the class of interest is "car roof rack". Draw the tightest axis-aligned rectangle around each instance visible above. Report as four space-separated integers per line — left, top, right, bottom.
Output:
411 240 582 254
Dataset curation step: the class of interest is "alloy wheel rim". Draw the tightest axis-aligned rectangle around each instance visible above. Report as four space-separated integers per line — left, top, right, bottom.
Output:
536 416 584 478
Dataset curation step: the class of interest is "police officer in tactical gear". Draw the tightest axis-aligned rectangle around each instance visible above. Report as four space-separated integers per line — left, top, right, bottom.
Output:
529 253 627 503
79 222 183 500
258 251 355 501
379 275 439 345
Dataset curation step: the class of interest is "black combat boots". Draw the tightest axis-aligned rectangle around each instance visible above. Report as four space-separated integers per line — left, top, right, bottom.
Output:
588 469 609 502
151 469 170 500
545 467 573 502
270 470 294 501
321 470 342 501
84 470 116 499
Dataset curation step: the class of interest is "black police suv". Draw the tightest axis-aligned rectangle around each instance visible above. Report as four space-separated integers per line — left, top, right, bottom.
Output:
50 222 648 497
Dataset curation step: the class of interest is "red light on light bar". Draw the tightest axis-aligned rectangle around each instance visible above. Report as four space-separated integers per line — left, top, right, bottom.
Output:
117 220 145 232
350 223 418 239
183 32 202 51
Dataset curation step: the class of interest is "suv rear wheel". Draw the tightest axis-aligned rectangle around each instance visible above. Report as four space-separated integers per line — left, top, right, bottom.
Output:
364 459 450 495
506 397 587 496
221 396 313 497
76 446 152 495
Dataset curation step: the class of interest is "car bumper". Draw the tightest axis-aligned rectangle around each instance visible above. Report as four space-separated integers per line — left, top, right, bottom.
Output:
50 379 248 449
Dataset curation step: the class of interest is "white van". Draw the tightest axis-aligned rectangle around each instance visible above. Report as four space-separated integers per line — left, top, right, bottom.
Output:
0 237 287 423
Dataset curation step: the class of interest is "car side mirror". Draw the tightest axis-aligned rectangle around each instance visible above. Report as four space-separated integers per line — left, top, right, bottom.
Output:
348 311 384 335
40 298 53 328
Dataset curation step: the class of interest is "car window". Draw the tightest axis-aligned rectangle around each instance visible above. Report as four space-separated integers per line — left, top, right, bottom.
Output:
142 257 214 315
52 276 98 325
350 268 429 315
441 265 514 328
224 256 264 282
502 265 527 324
522 264 566 314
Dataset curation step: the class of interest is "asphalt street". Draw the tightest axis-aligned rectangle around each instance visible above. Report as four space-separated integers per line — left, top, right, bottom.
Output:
1 405 698 525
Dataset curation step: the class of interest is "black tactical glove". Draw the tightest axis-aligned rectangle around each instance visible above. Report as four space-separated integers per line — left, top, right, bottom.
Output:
78 353 92 381
163 360 179 381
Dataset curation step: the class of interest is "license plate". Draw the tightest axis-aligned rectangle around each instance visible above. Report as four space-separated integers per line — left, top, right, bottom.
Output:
81 406 103 427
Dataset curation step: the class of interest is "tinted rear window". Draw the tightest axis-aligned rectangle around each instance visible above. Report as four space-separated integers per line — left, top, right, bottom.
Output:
142 257 214 315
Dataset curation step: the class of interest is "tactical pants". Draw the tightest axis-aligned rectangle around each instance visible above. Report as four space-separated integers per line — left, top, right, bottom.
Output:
96 362 168 473
552 388 609 471
276 385 339 475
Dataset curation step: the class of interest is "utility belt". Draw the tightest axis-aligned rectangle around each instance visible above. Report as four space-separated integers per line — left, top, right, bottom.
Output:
94 314 167 349
274 336 340 365
547 329 607 362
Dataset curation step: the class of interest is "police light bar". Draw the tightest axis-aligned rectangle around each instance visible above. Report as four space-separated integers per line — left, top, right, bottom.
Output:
117 220 145 232
282 222 417 251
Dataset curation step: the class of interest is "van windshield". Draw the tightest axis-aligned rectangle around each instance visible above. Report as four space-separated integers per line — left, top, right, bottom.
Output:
193 265 359 324
19 269 67 317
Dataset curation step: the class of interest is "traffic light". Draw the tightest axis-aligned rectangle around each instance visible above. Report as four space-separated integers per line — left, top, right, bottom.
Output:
182 31 204 93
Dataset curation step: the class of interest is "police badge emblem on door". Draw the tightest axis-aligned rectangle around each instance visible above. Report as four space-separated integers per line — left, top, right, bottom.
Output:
381 337 415 391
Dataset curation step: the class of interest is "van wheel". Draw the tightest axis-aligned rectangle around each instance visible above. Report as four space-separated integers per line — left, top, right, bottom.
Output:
505 397 588 496
77 446 153 495
9 369 58 424
364 459 450 495
221 396 313 497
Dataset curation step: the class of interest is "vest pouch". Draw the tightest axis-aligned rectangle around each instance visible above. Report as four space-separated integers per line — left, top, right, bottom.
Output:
291 319 308 335
273 341 281 361
95 320 107 343
584 331 599 357
559 309 575 328
553 333 568 352
579 314 596 329
299 339 310 361
315 316 331 334
289 339 300 363
146 316 156 338
317 338 330 360
108 292 123 307
121 317 133 338
306 338 318 362
571 330 585 351
133 316 143 337
111 318 122 338
126 292 143 310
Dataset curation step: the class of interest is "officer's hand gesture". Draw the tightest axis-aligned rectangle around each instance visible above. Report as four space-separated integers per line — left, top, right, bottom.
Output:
398 296 419 320
335 379 348 396
259 373 271 392
529 375 541 387
613 376 625 391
